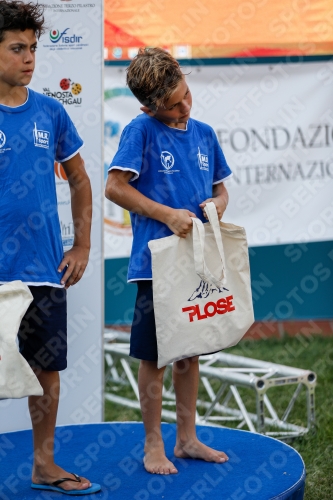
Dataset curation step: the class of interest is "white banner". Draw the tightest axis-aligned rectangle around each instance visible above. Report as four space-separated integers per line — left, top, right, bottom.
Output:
104 77 135 258
1 0 104 431
104 60 333 253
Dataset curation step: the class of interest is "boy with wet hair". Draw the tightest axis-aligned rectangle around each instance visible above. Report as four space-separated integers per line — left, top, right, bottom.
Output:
0 0 100 494
106 47 232 474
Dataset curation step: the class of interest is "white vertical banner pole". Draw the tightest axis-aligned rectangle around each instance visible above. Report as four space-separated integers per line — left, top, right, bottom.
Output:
0 0 104 431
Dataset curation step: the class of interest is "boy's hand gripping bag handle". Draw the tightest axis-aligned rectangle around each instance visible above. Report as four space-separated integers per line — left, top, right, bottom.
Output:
191 202 227 287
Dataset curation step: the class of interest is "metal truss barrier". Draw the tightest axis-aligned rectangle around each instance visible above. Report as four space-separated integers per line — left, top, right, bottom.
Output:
104 331 316 440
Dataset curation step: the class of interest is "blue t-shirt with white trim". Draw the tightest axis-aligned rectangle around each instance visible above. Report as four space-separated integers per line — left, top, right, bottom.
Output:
0 89 83 286
109 113 232 281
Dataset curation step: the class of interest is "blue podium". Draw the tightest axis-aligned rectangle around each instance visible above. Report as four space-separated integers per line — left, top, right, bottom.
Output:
1 423 305 499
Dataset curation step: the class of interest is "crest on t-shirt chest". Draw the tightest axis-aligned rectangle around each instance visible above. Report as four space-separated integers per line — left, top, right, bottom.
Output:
33 122 50 149
158 150 180 174
0 130 6 149
0 130 11 153
197 147 209 171
160 150 174 170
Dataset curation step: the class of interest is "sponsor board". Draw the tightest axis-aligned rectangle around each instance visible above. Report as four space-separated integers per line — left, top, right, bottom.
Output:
43 28 89 50
42 3 96 14
60 218 74 248
54 161 68 181
43 78 83 106
54 162 73 248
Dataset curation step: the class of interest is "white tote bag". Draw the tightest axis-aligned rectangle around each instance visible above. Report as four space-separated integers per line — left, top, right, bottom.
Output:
0 281 43 399
148 202 254 368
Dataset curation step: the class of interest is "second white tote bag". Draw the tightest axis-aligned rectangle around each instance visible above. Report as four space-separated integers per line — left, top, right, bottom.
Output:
0 281 43 399
148 202 254 368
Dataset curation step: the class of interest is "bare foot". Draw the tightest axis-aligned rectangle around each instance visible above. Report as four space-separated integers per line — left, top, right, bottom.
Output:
32 464 91 492
144 446 178 474
174 438 229 464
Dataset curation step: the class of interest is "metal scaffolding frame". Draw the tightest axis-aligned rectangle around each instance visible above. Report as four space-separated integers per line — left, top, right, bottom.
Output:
104 331 317 440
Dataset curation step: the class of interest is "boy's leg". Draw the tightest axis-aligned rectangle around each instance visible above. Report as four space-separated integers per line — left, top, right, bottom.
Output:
173 356 229 463
131 281 177 474
29 369 92 492
138 360 178 474
19 286 97 491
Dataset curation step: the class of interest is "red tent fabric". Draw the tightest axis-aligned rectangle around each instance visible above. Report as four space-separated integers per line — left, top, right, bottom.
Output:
104 0 333 60
104 19 144 48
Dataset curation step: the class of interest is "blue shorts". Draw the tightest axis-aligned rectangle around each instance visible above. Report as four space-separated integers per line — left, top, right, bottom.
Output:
18 286 67 371
130 280 158 361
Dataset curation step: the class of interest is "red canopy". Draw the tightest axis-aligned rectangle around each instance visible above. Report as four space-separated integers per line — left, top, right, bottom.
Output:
105 0 333 60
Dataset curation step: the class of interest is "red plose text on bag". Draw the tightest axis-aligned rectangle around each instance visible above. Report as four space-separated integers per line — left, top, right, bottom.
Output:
182 295 235 322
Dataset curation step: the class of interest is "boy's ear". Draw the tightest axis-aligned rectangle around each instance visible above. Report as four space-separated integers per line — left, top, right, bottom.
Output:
140 105 155 117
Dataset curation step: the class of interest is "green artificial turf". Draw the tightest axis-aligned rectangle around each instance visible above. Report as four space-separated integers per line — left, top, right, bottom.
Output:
105 335 333 500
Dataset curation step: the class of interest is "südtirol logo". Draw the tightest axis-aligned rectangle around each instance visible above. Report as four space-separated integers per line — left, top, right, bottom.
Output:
43 79 83 106
43 28 88 51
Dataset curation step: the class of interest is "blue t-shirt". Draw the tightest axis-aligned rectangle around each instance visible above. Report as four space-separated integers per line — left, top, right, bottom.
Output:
109 113 232 281
0 89 83 286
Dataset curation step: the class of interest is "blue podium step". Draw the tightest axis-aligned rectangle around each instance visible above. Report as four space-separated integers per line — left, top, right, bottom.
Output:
1 422 305 499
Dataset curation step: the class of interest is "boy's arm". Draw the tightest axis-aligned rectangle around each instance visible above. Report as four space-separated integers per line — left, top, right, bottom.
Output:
105 169 196 238
58 153 92 288
199 181 229 220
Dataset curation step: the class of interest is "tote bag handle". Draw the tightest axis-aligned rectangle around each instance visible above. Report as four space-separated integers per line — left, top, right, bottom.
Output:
192 202 227 286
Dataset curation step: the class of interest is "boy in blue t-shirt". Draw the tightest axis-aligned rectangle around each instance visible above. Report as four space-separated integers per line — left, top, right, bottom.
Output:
106 48 232 474
0 1 100 495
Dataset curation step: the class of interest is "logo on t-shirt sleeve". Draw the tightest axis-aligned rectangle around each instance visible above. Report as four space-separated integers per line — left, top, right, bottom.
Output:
33 123 50 149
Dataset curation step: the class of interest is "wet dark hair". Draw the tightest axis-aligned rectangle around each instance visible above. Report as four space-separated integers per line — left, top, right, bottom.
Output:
0 1 45 42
